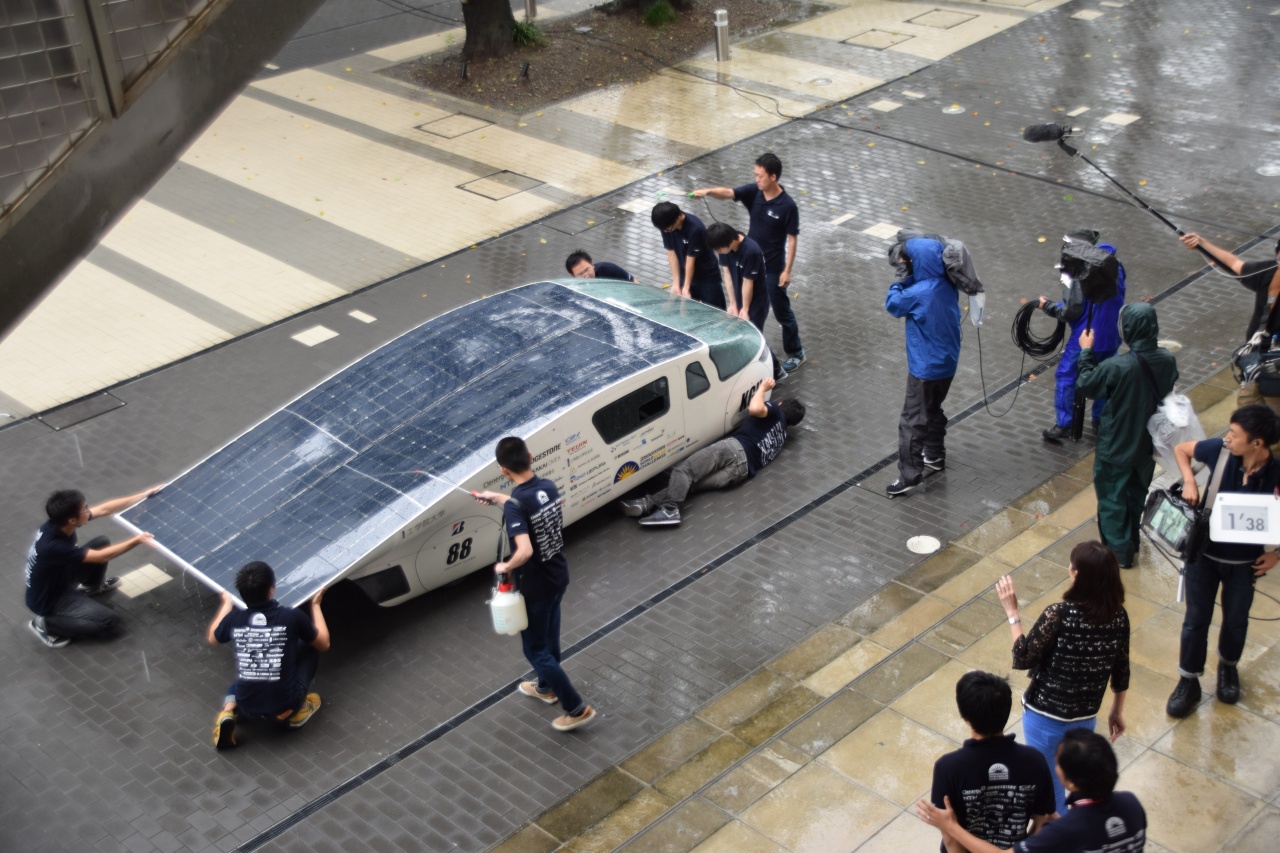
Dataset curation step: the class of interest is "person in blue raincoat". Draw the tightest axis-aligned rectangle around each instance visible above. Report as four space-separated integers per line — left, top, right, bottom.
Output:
1038 229 1126 443
885 237 962 497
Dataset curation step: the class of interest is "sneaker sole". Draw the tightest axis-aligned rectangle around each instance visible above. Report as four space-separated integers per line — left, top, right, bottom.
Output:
638 519 681 527
923 462 945 472
214 715 237 749
618 503 646 518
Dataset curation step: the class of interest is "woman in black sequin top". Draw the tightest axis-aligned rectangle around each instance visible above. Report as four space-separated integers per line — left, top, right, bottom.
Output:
996 540 1129 814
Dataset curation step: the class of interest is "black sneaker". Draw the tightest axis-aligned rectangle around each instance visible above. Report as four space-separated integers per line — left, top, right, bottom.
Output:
80 577 121 596
639 505 681 527
923 455 945 472
1041 425 1072 444
618 498 648 518
1217 664 1240 704
886 476 922 497
28 618 70 649
1166 676 1202 718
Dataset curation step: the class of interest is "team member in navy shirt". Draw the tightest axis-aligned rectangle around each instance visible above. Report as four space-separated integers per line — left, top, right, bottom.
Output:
619 379 804 527
929 672 1055 853
1167 404 1280 717
207 561 330 749
565 249 635 283
651 201 725 309
694 152 806 375
707 222 785 379
919 729 1147 853
25 486 158 648
475 437 595 731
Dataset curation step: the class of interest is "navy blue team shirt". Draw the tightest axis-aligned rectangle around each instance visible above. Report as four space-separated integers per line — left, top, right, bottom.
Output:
663 212 721 285
503 477 569 601
25 521 87 616
732 183 800 274
733 401 787 476
718 235 768 322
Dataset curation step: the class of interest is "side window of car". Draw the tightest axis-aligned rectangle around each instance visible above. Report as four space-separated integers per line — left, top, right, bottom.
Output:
686 361 710 399
592 377 670 443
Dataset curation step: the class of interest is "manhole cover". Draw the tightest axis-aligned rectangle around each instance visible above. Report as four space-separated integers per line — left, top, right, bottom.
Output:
907 535 941 554
942 104 964 114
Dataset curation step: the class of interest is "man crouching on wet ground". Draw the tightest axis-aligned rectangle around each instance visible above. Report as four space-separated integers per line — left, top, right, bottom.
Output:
619 378 804 526
207 562 330 749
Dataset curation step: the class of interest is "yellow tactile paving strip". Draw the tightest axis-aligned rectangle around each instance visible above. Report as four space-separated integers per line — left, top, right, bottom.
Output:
0 0 1075 415
496 371 1280 853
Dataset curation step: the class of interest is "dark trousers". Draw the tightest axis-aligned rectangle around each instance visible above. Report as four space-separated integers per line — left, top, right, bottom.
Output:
1178 555 1257 677
229 640 320 719
690 275 726 310
897 374 953 481
42 536 121 638
644 438 748 511
521 591 585 715
764 271 803 358
1093 456 1155 565
746 293 784 380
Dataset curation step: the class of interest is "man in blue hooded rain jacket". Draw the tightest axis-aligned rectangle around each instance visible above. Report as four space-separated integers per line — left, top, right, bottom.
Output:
1039 229 1126 443
885 237 963 497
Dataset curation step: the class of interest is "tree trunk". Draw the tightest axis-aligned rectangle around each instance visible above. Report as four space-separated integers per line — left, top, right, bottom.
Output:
460 0 517 62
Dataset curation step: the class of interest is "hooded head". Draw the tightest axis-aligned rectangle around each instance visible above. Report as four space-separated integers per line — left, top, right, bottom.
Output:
903 237 947 281
1120 301 1159 351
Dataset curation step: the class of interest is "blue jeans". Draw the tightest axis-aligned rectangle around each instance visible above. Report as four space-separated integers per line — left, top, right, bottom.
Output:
1178 555 1257 677
1022 704 1095 815
41 536 122 638
764 271 803 358
522 591 585 716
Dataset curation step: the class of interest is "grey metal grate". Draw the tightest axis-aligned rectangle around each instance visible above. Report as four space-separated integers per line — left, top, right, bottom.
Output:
0 0 103 217
101 0 213 89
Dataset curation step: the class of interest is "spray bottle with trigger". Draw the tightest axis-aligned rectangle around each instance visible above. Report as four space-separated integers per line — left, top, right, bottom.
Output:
488 529 528 635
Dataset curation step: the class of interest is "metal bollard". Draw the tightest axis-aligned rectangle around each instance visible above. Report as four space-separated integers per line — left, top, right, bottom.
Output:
525 0 537 19
714 9 729 61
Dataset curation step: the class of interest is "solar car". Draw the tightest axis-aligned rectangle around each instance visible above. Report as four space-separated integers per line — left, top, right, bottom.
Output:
117 280 771 608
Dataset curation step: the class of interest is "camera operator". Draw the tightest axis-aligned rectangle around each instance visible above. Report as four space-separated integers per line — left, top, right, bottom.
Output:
1166 404 1280 718
1038 229 1126 443
884 237 962 497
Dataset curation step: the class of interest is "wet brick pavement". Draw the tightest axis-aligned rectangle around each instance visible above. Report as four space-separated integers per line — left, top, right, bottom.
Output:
2 0 1278 851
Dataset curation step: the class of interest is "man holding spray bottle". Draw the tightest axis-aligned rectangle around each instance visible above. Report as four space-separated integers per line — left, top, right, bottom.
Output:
474 437 596 732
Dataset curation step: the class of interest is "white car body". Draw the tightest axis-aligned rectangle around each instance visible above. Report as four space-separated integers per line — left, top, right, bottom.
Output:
118 279 771 608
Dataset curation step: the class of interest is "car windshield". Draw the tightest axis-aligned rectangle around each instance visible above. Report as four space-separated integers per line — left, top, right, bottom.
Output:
562 279 761 380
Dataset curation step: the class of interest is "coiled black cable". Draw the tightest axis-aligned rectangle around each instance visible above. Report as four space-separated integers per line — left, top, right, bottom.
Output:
1011 300 1065 358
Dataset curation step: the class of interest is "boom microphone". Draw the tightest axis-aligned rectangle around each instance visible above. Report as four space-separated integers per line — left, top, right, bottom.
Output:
1022 123 1080 143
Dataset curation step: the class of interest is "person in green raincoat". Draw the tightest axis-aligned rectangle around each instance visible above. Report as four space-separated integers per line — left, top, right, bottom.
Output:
1076 302 1178 567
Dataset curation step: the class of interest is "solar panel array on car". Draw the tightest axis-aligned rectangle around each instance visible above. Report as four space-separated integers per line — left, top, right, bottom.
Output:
118 281 701 606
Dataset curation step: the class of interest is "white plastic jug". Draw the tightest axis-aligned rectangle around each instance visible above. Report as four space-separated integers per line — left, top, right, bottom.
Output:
489 578 528 635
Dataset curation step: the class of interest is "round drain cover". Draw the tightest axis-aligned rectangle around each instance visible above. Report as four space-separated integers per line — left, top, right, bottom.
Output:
908 535 941 554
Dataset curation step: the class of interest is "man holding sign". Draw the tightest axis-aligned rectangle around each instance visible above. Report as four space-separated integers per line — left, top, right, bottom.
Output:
1166 404 1280 717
